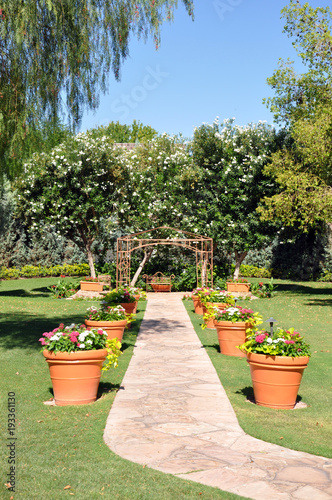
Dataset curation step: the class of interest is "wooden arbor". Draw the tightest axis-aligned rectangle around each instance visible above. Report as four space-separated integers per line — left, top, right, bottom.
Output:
116 226 213 289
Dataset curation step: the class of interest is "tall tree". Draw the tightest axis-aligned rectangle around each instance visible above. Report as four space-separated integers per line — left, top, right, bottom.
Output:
191 119 280 279
0 0 194 178
264 1 332 125
258 105 332 231
261 1 332 231
14 131 129 277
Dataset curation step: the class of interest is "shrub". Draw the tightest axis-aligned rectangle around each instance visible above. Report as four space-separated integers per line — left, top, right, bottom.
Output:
0 263 90 280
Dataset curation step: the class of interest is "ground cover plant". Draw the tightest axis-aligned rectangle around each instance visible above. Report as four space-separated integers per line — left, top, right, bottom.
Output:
0 277 244 499
184 278 332 459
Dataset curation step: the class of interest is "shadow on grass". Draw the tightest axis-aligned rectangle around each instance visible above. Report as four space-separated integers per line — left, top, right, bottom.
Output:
304 298 332 307
44 382 122 401
0 311 88 350
276 283 332 295
0 287 52 298
0 305 145 353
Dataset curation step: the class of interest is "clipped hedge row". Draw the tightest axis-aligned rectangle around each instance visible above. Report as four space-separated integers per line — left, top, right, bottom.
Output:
238 264 272 278
0 263 90 280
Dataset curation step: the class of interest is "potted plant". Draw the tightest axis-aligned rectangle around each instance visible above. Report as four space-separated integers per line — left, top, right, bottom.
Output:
80 276 108 292
201 290 235 328
85 304 129 342
191 287 211 315
226 278 250 294
102 286 138 315
39 323 121 406
214 306 262 357
238 327 311 409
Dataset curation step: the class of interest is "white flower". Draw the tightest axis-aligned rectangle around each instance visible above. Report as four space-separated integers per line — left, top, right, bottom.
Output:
79 343 85 349
86 340 93 344
225 307 239 315
50 334 60 341
266 338 273 344
78 332 88 342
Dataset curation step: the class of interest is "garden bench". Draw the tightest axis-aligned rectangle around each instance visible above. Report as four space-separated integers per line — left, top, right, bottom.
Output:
142 272 175 292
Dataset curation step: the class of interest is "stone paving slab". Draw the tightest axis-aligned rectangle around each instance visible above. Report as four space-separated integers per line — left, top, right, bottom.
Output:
103 293 332 500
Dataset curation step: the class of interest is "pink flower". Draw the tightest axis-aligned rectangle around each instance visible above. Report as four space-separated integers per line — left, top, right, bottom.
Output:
255 333 267 343
97 329 104 335
39 338 48 345
285 340 295 344
69 336 78 343
43 332 53 338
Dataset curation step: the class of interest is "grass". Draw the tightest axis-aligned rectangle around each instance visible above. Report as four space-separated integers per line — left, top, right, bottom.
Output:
184 278 332 459
0 277 245 500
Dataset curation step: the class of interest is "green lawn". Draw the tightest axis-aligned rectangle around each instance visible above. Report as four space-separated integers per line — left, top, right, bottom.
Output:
0 278 244 500
184 278 332 459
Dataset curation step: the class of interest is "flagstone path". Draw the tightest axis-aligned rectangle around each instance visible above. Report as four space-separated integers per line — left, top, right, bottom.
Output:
103 293 332 499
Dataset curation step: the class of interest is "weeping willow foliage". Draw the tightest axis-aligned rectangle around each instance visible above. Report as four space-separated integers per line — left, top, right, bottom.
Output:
0 0 194 177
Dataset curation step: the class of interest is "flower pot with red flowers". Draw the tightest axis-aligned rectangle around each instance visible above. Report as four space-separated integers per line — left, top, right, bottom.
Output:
238 327 310 409
226 278 250 294
85 305 128 342
214 306 262 357
102 286 138 316
80 277 108 292
40 324 121 406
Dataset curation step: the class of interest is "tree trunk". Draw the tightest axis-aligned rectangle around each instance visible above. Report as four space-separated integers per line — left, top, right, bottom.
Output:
85 242 96 278
233 250 247 280
131 248 153 287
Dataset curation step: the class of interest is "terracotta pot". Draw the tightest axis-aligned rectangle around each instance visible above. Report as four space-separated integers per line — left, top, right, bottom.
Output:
151 283 172 292
133 295 140 313
192 296 203 315
246 353 310 409
226 282 250 293
120 302 136 315
202 303 228 329
85 319 127 342
214 320 251 357
43 349 107 406
80 281 105 292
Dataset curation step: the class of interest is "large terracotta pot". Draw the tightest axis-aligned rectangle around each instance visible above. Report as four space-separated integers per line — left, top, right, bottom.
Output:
226 282 250 293
43 349 107 406
192 296 203 315
85 319 127 342
246 353 310 409
151 283 172 292
214 320 251 357
202 302 228 329
80 281 105 292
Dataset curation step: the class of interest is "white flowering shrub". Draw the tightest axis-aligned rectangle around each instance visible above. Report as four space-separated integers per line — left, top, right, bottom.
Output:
14 132 128 277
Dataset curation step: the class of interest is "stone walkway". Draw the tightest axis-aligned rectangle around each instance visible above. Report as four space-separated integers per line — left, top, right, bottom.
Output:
103 293 332 499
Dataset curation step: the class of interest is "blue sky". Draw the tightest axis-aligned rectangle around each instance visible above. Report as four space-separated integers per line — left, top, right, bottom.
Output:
80 0 323 138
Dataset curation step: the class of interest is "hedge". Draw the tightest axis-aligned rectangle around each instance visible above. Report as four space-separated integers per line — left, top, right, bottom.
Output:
0 263 90 280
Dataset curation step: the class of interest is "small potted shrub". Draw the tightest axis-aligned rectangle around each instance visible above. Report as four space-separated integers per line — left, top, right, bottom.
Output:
102 286 138 315
191 287 212 315
40 324 121 406
201 290 235 328
214 306 262 357
85 304 129 342
238 327 311 409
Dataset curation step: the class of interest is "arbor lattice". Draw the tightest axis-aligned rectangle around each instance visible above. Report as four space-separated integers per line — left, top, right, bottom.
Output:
116 226 213 289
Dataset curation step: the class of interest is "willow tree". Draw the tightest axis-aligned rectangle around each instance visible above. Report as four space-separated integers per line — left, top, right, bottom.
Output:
0 0 194 178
